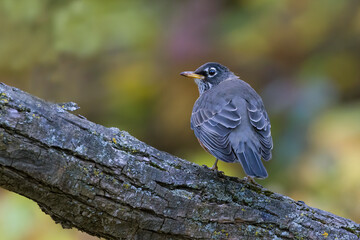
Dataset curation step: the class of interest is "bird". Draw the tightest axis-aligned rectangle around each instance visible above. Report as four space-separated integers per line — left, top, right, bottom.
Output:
180 62 273 179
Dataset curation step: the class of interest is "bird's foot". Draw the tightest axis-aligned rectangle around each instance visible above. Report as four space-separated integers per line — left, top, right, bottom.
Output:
216 170 225 176
211 159 219 170
210 164 218 171
202 164 224 175
244 176 259 185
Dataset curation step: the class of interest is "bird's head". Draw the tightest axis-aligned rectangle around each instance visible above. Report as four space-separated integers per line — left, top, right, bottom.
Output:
180 62 236 94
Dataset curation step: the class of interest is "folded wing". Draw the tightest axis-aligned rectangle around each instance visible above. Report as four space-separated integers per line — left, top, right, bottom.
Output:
191 100 241 162
247 103 273 161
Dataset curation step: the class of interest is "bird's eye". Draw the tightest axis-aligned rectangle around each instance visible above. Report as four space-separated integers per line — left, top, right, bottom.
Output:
208 67 217 77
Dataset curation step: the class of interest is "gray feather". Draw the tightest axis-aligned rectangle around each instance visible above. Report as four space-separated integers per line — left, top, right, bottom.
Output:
237 152 255 177
235 142 268 178
191 100 241 163
190 77 273 177
247 103 273 160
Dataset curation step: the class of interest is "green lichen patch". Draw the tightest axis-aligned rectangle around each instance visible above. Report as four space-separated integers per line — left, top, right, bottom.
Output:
212 229 229 239
149 161 166 171
341 225 359 236
0 92 9 104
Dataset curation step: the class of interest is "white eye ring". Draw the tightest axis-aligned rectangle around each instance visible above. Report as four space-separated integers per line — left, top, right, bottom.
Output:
208 67 217 77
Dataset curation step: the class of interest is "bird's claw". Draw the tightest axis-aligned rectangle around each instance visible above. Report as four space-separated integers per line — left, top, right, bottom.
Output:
215 170 225 176
210 165 218 171
202 164 210 169
202 164 224 175
244 176 259 185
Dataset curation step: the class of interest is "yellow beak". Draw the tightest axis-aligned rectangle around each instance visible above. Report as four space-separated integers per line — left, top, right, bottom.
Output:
180 71 205 80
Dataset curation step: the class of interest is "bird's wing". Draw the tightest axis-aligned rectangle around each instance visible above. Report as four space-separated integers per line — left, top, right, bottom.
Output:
247 102 273 161
191 100 241 162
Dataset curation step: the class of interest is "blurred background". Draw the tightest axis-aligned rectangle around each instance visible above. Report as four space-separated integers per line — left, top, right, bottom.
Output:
1 0 360 239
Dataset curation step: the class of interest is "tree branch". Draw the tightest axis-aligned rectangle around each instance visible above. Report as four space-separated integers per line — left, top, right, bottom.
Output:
0 83 359 240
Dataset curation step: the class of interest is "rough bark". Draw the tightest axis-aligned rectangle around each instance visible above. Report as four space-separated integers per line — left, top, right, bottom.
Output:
0 82 359 240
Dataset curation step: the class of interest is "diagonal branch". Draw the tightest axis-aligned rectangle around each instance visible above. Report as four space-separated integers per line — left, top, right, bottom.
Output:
0 83 359 240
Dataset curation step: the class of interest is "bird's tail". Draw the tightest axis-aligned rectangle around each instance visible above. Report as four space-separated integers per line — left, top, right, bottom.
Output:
235 142 268 178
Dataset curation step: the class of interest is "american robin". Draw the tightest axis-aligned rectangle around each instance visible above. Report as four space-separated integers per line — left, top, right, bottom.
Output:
180 62 273 178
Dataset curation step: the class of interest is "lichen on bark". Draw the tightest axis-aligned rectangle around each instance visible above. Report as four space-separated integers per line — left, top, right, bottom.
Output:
0 83 359 240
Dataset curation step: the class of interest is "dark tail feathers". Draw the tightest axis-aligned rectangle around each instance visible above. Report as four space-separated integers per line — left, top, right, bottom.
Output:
235 142 268 178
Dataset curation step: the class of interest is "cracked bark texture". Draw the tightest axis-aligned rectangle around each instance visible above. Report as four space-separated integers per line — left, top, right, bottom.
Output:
0 83 359 240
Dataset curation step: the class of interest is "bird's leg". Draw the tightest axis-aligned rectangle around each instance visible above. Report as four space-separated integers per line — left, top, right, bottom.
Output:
211 159 219 171
245 176 259 185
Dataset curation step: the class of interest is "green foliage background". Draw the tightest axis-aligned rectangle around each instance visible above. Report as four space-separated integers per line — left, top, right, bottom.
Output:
0 0 359 239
